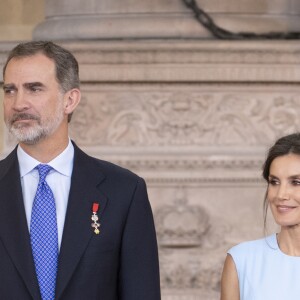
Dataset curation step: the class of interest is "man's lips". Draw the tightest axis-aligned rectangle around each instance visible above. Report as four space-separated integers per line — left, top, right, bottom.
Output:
10 113 39 124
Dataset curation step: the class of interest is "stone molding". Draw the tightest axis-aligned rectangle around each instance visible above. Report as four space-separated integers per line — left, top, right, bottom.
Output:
1 40 300 82
71 40 300 83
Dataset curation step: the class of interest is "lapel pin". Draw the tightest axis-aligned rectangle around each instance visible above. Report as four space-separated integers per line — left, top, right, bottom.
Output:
91 202 100 234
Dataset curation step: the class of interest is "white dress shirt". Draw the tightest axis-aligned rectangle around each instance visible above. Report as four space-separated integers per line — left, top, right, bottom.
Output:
17 140 74 249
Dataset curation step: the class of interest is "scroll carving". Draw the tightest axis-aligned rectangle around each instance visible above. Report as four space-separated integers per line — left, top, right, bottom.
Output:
70 91 300 147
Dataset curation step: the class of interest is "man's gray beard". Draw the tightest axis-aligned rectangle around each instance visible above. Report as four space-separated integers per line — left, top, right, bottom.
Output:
9 125 48 145
7 109 65 145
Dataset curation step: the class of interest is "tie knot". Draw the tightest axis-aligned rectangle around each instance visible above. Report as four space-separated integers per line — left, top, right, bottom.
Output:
36 164 52 182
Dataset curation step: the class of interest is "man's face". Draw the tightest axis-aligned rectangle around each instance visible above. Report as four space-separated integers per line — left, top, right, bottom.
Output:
3 53 66 145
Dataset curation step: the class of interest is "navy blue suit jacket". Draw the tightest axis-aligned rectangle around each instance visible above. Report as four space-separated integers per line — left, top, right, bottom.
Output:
0 143 161 299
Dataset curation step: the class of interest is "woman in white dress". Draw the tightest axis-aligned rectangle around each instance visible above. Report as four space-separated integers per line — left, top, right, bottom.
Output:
221 133 300 300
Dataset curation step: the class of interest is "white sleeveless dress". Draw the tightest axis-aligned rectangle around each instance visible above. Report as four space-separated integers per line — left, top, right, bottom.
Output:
228 234 300 300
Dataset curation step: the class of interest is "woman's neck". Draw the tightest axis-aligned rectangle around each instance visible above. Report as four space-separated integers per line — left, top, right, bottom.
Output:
277 226 300 256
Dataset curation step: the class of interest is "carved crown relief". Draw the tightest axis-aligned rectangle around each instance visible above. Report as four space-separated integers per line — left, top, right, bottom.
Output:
69 90 300 147
154 188 228 295
155 189 210 247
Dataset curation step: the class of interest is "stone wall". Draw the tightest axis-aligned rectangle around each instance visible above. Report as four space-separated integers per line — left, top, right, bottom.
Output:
64 41 293 299
0 1 298 299
1 39 294 299
0 0 43 41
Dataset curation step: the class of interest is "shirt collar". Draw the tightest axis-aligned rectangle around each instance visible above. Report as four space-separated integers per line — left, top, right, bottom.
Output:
17 139 74 177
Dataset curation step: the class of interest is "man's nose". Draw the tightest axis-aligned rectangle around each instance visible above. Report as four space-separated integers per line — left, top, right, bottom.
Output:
12 90 30 111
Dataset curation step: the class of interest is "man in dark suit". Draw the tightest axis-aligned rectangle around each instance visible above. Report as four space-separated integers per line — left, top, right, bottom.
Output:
1 41 161 300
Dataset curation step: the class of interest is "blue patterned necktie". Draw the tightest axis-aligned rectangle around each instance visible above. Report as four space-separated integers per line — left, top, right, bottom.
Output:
30 164 58 300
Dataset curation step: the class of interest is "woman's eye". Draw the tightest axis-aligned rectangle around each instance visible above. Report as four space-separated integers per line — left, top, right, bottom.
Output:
268 179 279 185
292 180 300 185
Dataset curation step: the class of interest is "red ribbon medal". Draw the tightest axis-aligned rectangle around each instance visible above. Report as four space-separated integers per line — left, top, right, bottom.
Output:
91 202 100 234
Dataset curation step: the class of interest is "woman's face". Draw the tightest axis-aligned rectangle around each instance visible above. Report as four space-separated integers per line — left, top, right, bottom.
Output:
268 153 300 228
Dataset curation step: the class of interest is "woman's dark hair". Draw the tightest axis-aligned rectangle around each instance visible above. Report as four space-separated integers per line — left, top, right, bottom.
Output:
262 133 300 230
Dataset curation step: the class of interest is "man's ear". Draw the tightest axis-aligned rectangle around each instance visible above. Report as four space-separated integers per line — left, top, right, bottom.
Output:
64 88 81 115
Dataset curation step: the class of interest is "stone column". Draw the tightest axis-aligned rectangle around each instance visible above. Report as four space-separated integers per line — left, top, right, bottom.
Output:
33 0 300 40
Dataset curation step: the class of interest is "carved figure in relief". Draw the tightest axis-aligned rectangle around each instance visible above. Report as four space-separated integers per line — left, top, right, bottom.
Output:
221 133 300 300
68 90 300 147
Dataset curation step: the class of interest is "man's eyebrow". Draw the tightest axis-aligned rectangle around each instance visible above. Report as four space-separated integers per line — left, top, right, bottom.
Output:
23 82 45 89
2 83 16 90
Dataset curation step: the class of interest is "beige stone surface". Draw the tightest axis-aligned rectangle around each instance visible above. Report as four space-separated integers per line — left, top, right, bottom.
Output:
0 0 44 41
0 1 298 298
33 0 300 40
0 39 290 298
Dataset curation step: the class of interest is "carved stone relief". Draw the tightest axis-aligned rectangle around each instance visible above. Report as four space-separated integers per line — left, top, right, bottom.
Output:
148 182 269 300
69 86 300 148
155 189 210 248
0 40 295 300
153 187 236 300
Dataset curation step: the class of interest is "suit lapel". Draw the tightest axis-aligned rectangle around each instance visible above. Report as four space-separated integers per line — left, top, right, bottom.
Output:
0 149 40 299
55 145 108 299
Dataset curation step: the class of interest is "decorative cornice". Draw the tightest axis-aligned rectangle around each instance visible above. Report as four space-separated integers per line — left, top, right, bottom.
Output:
86 155 265 185
72 40 300 83
2 40 300 82
67 40 300 64
109 157 263 171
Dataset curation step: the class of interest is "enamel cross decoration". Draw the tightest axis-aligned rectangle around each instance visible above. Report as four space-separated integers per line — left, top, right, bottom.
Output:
91 202 100 234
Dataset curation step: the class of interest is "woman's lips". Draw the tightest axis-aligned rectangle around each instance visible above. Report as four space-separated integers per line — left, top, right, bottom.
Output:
277 205 297 213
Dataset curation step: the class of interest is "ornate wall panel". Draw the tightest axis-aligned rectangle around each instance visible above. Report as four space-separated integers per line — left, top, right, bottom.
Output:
66 80 287 299
69 85 300 148
0 40 296 299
